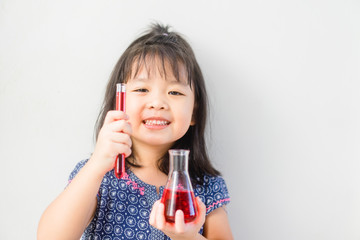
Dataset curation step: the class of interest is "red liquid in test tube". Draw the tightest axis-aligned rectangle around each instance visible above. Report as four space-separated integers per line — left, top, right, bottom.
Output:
115 83 126 179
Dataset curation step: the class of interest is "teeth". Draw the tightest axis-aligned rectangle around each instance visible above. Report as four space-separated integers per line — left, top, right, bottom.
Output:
144 120 169 125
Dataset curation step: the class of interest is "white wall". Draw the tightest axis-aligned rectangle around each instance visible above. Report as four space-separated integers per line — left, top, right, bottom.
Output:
1 0 359 239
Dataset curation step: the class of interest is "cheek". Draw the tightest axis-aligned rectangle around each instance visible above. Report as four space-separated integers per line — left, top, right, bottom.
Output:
125 101 142 123
179 103 195 124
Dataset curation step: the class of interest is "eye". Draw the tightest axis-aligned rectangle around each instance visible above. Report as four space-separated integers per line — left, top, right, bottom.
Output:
134 88 148 93
168 91 184 96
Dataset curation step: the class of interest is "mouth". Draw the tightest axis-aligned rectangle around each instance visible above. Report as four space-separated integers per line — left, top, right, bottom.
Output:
143 119 170 126
142 117 171 130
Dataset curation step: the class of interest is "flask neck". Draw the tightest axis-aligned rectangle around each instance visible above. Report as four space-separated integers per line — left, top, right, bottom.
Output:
169 149 189 173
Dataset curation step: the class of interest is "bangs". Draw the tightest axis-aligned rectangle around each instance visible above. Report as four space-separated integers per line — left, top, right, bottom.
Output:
124 45 193 87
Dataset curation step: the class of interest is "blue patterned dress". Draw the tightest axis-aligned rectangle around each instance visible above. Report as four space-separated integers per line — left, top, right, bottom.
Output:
68 159 230 240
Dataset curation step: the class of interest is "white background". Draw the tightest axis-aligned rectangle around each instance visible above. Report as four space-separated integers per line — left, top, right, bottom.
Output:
1 0 359 239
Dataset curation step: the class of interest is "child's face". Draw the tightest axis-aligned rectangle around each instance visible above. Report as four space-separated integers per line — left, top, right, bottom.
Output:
125 60 195 152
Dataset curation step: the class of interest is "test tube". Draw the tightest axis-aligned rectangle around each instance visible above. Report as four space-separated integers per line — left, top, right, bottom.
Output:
115 83 126 179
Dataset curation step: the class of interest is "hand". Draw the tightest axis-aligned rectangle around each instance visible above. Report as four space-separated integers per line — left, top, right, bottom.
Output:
90 110 132 175
149 197 206 240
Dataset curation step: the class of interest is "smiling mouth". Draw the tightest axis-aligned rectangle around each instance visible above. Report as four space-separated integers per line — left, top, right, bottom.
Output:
143 120 170 126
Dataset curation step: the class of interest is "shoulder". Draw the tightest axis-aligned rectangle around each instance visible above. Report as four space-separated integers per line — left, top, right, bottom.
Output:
193 174 231 215
68 159 89 181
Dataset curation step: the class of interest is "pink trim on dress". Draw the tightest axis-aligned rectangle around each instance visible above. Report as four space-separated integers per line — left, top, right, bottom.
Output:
121 173 145 195
206 198 231 211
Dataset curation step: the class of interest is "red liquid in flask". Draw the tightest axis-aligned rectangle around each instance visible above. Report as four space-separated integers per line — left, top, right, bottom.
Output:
115 84 126 179
161 188 197 223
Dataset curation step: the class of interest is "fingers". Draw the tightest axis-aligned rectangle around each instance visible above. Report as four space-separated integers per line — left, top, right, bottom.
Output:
175 210 185 233
155 202 166 230
103 110 129 125
108 119 132 135
98 111 132 156
195 197 206 225
150 199 205 239
149 200 159 226
196 196 206 213
149 200 166 230
108 122 132 157
113 142 132 158
109 132 132 146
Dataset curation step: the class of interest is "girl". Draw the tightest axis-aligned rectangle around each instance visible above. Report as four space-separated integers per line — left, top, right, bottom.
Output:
38 23 233 240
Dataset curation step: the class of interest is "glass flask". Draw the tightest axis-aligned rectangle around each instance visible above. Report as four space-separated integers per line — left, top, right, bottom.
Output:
161 149 198 223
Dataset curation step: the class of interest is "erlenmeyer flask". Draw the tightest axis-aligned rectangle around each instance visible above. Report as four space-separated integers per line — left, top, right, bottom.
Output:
161 149 198 223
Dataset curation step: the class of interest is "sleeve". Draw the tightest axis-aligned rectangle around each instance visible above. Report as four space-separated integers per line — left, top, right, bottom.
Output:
67 159 89 186
197 175 231 215
67 159 104 204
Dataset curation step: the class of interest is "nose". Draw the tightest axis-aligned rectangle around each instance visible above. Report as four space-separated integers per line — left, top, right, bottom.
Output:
146 93 169 110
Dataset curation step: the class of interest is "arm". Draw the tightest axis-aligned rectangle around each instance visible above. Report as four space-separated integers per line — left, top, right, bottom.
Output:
37 111 132 240
203 206 234 240
37 160 103 240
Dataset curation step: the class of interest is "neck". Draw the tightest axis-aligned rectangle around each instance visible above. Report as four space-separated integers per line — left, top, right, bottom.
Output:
129 140 171 189
130 140 172 169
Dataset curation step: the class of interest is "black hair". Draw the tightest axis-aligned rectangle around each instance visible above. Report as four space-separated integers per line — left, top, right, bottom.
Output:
95 23 220 185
